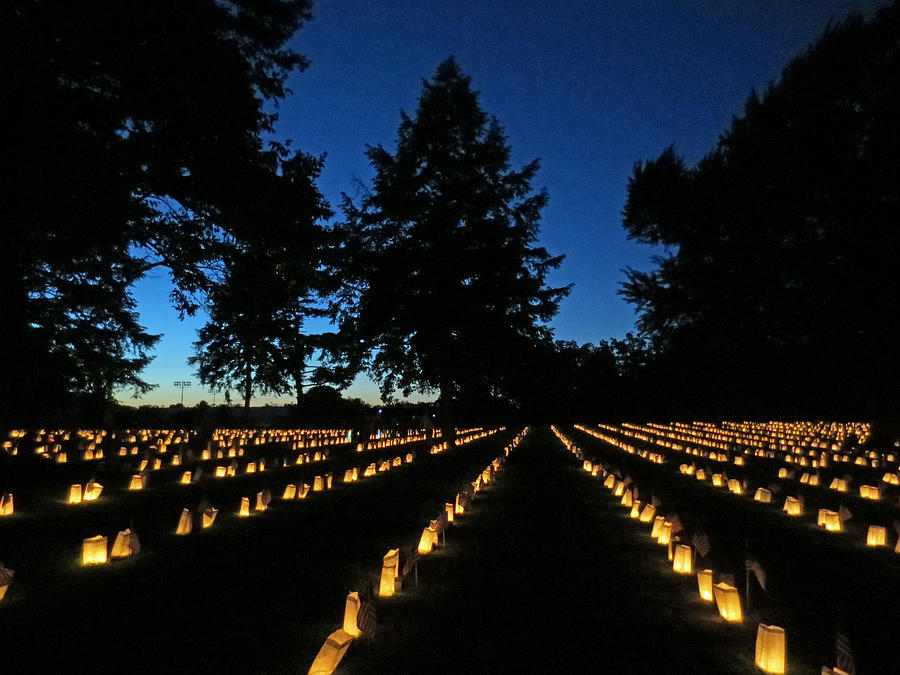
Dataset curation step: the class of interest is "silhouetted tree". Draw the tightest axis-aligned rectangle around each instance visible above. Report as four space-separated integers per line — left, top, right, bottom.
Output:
2 0 314 424
190 251 285 414
335 58 569 443
621 5 900 418
189 151 335 413
294 385 371 428
503 339 628 424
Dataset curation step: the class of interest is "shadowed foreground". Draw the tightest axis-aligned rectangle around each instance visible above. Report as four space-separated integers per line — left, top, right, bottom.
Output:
0 436 513 674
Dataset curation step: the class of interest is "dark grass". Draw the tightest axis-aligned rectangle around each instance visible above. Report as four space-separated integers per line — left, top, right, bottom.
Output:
0 441 427 578
5 425 894 673
610 424 900 531
345 428 757 675
568 424 900 675
0 431 516 674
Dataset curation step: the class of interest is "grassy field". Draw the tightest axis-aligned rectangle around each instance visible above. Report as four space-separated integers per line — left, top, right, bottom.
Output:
2 425 895 673
0 430 514 673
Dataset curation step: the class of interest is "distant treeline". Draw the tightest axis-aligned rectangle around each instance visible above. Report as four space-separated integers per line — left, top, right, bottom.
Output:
106 387 434 437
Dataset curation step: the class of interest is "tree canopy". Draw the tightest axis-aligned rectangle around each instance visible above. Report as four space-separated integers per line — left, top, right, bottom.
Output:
621 4 900 418
2 0 316 425
188 151 335 413
335 58 569 441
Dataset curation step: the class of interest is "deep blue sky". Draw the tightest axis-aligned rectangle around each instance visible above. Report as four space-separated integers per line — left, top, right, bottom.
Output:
126 0 887 406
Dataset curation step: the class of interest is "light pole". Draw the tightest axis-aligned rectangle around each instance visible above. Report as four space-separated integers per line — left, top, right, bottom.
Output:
173 381 192 405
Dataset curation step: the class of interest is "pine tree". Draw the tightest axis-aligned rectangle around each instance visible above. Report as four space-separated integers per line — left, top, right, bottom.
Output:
336 58 569 443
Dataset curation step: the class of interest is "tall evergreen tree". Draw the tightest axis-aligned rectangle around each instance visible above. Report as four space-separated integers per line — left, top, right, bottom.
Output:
336 58 569 443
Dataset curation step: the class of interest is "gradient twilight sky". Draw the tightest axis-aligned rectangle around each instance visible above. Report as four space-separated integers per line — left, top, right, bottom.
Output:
124 0 887 407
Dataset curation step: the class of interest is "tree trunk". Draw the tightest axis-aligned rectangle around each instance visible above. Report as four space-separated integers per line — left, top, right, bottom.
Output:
0 246 32 426
438 378 457 448
294 369 304 410
242 363 252 418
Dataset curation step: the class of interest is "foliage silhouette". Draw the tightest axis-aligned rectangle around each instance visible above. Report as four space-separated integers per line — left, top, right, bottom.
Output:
189 151 338 414
621 4 900 419
334 58 569 443
2 0 315 425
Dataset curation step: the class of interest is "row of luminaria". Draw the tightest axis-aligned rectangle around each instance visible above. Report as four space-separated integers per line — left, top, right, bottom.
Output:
552 425 786 674
307 427 521 674
565 422 867 675
577 423 900 551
